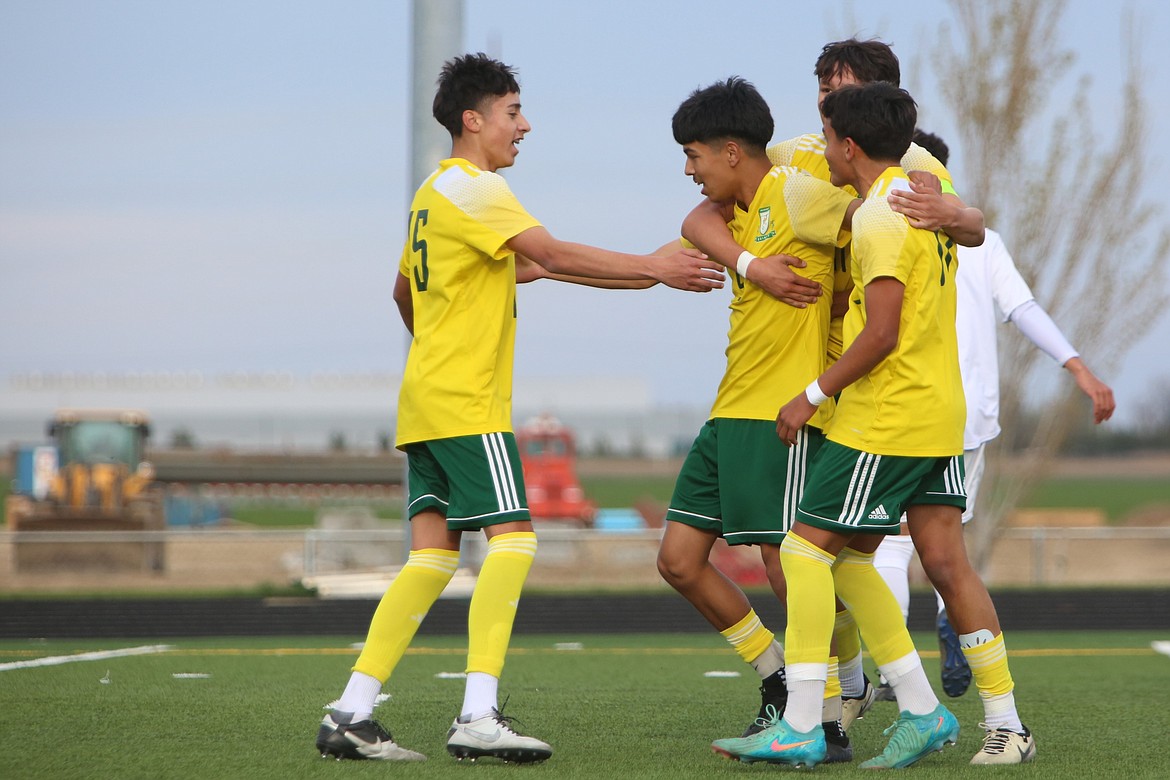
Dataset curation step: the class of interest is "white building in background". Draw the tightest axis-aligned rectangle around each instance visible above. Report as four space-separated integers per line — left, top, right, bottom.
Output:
0 371 706 457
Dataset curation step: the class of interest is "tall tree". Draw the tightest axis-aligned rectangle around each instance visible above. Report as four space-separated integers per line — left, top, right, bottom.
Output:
933 0 1170 568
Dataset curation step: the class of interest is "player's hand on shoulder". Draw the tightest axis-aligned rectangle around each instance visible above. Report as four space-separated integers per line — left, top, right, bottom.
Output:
905 170 942 194
888 171 955 231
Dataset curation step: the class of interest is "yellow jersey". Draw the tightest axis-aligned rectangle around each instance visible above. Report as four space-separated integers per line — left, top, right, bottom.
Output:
395 158 542 447
767 134 955 361
710 166 854 426
826 167 965 457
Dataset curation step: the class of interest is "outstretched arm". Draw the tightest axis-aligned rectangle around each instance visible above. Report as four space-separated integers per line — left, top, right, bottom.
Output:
1008 299 1116 424
515 252 656 289
682 199 821 306
508 225 724 292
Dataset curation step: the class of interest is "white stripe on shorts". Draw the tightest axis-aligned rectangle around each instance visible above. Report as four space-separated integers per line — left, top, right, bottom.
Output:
482 433 520 512
783 428 809 531
838 452 881 527
946 455 966 497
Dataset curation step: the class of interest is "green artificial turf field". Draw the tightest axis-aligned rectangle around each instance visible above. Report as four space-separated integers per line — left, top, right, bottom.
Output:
1 631 1165 779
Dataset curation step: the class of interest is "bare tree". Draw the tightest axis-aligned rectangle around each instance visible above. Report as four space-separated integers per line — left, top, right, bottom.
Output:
934 0 1170 568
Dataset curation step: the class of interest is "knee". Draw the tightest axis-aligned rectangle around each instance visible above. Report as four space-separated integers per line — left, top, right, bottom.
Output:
918 548 971 592
657 548 699 588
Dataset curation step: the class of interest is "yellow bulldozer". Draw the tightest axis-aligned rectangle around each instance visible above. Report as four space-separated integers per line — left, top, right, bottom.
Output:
6 409 165 571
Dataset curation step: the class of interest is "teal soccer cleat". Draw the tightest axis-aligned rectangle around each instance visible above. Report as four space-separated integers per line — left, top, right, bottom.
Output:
858 703 960 769
711 719 827 767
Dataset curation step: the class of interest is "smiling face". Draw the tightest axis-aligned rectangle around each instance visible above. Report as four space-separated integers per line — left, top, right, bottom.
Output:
470 92 530 171
681 140 735 203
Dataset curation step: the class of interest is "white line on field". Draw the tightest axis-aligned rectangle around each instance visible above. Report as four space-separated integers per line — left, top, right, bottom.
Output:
0 644 173 671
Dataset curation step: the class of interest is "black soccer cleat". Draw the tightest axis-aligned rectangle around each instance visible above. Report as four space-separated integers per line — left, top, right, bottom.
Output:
822 718 854 763
742 668 788 737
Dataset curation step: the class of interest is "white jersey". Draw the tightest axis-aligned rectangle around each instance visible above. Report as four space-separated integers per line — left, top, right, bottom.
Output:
955 228 1035 448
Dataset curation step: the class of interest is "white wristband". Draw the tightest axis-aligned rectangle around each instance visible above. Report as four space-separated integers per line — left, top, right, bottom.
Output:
736 251 756 277
805 379 829 406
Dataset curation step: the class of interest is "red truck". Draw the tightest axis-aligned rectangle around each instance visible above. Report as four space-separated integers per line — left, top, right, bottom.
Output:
516 415 597 527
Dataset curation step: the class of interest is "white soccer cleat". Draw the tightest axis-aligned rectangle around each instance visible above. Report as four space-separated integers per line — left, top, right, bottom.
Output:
841 676 878 732
969 723 1036 765
446 708 552 763
316 712 426 761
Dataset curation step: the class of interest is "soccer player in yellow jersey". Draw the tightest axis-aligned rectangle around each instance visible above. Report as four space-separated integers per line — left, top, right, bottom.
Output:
657 77 860 762
712 83 966 769
681 38 987 733
316 52 723 764
686 38 985 361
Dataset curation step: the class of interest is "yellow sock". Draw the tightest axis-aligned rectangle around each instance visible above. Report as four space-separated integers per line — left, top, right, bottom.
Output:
825 656 842 700
719 610 775 665
353 548 459 680
833 608 862 666
821 656 843 722
831 546 915 667
962 631 1015 697
779 533 836 667
466 532 537 677
779 533 836 731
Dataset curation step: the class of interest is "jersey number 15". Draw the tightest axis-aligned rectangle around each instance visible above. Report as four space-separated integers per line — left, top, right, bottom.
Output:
409 209 429 292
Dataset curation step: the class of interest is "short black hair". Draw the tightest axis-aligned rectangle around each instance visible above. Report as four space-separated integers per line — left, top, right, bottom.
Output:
911 129 950 166
432 53 521 137
671 77 774 153
821 82 917 162
814 38 900 87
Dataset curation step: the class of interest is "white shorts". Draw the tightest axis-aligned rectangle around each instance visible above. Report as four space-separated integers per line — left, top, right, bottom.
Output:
896 444 984 525
959 444 986 524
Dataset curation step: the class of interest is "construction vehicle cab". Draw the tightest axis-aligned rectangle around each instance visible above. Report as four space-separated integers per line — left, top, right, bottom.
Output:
6 408 164 571
47 409 155 511
516 415 596 527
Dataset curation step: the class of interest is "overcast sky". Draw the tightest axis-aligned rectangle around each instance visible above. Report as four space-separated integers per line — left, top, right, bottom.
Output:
2 0 1167 429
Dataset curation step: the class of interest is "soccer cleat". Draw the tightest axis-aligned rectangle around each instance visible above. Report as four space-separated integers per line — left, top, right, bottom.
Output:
873 680 897 702
822 719 853 763
937 610 973 697
970 723 1036 765
711 720 827 767
446 708 552 763
316 711 426 761
741 668 788 736
841 675 877 732
858 703 960 769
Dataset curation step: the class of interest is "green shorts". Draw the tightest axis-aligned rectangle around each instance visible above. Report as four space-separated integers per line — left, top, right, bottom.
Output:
796 440 966 535
665 418 824 545
405 432 530 531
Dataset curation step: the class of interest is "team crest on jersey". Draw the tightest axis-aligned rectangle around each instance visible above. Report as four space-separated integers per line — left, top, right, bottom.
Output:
755 206 777 243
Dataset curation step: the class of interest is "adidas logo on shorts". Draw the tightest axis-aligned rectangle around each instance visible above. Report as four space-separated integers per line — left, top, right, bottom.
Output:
868 504 891 520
